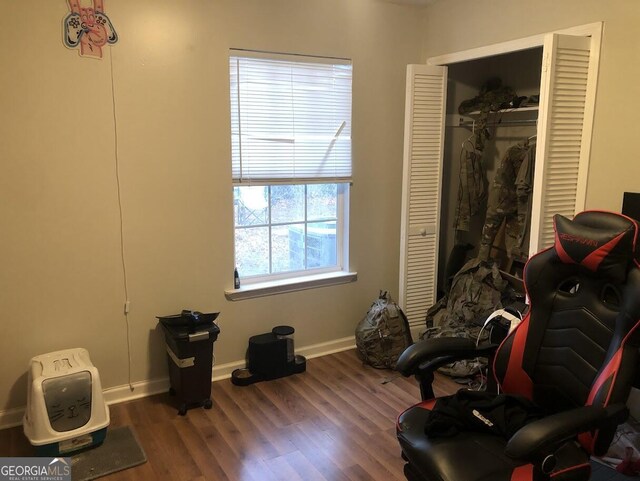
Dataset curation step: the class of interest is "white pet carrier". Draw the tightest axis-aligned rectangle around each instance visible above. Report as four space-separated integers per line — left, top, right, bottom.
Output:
23 348 110 455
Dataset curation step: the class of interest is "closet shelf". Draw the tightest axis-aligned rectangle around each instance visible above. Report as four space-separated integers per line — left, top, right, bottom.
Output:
447 105 539 128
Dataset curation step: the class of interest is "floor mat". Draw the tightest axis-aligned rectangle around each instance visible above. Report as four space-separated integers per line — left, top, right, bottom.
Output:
70 426 146 481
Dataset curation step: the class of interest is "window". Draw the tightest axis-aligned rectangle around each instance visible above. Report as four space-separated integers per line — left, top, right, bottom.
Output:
230 51 352 286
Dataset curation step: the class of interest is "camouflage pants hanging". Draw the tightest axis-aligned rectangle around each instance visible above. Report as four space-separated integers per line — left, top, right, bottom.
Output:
478 141 535 261
455 148 486 232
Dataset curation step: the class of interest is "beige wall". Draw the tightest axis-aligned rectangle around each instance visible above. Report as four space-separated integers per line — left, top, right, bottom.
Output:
421 0 640 212
0 0 425 411
2 0 638 415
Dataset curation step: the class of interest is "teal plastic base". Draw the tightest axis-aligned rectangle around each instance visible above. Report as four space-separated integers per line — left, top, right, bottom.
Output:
33 427 107 457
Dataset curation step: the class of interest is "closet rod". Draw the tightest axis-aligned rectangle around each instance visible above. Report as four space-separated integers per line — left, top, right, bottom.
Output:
456 118 538 129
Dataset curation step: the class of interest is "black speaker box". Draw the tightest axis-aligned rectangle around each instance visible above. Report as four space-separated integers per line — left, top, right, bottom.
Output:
248 332 290 378
231 326 306 386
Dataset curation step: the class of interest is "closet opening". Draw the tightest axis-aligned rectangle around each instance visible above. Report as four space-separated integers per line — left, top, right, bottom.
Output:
398 22 602 331
438 47 543 297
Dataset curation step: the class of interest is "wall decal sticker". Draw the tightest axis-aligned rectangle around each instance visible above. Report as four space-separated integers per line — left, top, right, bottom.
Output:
63 0 117 59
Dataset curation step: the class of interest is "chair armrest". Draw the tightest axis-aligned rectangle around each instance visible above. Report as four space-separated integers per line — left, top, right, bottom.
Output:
396 337 498 376
505 403 629 462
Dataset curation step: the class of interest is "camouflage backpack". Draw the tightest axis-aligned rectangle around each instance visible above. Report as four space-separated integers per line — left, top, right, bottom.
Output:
355 291 413 369
422 258 509 378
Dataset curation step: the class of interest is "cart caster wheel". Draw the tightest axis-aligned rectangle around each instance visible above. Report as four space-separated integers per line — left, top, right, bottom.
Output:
169 387 176 396
203 399 212 409
178 405 187 416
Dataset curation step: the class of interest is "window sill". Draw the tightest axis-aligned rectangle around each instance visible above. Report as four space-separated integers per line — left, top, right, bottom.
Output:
224 271 357 301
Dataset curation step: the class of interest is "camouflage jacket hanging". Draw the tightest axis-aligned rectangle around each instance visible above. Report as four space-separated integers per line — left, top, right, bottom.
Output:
454 78 521 233
478 140 535 261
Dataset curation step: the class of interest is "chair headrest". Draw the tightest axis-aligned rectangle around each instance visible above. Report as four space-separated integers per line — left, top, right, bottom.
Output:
553 211 638 283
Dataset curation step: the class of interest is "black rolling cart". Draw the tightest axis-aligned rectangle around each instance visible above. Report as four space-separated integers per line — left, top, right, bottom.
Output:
158 311 220 415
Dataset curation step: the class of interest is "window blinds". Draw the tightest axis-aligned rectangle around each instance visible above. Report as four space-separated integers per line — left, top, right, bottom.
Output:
230 52 352 184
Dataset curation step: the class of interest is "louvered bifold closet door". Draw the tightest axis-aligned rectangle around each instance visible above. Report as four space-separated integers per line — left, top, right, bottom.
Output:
529 34 594 253
399 65 447 329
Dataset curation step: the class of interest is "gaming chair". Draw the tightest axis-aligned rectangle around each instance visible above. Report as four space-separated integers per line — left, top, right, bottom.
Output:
396 211 640 481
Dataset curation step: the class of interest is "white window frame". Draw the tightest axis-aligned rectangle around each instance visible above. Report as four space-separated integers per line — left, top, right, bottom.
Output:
226 51 357 300
234 182 349 283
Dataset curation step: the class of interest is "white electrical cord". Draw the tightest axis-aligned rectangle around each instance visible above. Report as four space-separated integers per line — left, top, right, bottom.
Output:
109 49 134 392
484 308 522 335
474 323 492 391
474 309 523 392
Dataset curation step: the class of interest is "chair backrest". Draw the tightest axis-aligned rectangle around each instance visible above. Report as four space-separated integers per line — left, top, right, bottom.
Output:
493 210 640 454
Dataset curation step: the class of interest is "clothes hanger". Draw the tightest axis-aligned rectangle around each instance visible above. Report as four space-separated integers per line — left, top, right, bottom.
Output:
460 118 478 153
462 131 476 153
523 133 537 147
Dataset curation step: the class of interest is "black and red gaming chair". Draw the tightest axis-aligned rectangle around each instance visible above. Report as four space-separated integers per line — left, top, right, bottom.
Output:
396 211 640 481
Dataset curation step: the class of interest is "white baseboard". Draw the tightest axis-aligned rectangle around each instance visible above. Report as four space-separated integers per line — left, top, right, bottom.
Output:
103 377 171 405
212 334 356 380
0 407 26 431
0 336 355 431
296 335 356 360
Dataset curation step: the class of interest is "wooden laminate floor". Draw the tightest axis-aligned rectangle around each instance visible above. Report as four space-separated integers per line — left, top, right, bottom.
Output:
0 349 460 481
